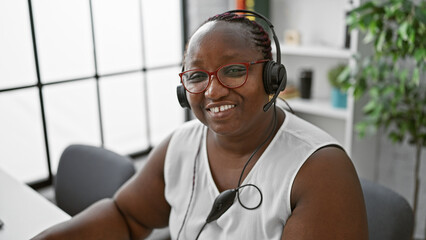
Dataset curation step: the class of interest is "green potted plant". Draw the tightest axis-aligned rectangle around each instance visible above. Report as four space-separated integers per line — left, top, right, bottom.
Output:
342 0 425 237
328 64 348 108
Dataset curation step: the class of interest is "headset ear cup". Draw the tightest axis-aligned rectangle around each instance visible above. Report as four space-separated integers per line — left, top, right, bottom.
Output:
275 63 287 92
262 61 274 94
263 61 287 94
176 85 191 109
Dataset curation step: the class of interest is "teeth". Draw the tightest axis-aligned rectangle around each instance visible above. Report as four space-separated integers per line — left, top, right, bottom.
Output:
210 105 235 113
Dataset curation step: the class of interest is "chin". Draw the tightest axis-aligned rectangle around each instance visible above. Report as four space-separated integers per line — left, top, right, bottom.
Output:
207 121 243 137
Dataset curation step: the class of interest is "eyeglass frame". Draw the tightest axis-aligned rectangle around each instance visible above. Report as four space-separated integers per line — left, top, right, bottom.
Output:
179 59 269 94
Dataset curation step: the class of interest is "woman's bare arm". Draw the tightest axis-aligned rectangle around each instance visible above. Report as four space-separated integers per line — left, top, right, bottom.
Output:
282 147 368 240
114 135 172 238
31 199 134 240
32 135 172 240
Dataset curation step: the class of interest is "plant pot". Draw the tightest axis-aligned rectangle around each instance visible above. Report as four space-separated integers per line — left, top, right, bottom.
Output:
331 87 347 108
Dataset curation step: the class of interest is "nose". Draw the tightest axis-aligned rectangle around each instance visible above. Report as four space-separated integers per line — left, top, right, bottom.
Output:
204 74 229 100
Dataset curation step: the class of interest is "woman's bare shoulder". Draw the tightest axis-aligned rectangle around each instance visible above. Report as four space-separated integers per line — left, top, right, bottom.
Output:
282 146 368 240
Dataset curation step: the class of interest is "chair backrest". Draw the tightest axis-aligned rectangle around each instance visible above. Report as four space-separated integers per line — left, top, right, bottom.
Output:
55 144 136 216
360 178 414 240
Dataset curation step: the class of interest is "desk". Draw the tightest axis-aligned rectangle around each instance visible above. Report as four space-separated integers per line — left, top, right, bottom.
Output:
0 168 70 240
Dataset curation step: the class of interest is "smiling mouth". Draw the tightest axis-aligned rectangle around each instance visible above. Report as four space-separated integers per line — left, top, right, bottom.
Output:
208 104 236 113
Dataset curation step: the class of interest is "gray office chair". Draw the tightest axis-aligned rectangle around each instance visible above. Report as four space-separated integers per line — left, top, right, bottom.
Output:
55 144 136 216
360 178 414 240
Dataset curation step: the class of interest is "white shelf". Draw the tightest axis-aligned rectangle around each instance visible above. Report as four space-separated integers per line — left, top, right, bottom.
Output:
284 98 348 120
279 45 352 59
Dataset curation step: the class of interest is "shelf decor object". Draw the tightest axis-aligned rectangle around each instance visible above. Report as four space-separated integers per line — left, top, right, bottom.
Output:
330 88 347 109
299 69 313 99
344 0 426 236
284 30 301 46
328 64 348 109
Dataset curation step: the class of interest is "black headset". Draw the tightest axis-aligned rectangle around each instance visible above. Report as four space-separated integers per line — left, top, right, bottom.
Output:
176 9 287 112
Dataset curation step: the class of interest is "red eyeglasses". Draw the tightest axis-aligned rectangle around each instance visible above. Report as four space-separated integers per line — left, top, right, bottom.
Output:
179 60 268 94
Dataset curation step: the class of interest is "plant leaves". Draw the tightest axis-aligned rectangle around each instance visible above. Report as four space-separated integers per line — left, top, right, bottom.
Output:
414 48 426 62
363 100 377 114
337 67 352 87
350 2 376 14
412 67 420 85
363 30 376 44
415 4 426 24
347 0 426 144
398 21 409 40
346 13 359 26
376 30 386 52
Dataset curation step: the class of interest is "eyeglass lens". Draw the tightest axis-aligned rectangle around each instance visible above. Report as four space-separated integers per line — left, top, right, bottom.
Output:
182 64 248 93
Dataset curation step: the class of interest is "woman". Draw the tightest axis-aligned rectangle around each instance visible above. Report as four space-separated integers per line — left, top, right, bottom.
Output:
33 11 368 240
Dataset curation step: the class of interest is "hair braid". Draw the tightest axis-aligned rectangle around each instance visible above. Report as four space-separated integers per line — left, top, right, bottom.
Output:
204 12 273 60
182 12 273 68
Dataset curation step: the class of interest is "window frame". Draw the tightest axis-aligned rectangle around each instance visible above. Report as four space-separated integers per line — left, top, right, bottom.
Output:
0 0 189 189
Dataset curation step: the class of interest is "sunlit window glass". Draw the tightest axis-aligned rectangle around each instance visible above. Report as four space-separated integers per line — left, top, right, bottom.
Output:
33 0 95 82
43 80 101 174
92 0 143 75
0 88 48 182
99 73 149 155
141 0 182 68
0 0 36 89
146 67 184 145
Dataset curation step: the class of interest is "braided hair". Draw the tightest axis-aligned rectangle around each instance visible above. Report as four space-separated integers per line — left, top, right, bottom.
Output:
183 12 273 65
205 12 272 60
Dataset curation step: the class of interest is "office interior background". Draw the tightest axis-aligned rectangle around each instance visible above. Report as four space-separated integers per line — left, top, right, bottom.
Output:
1 0 425 238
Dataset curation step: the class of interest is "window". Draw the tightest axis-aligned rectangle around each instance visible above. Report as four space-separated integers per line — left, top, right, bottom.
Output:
0 0 185 185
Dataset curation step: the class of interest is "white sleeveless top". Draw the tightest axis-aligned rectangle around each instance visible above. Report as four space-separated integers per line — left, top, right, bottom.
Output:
164 106 340 240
